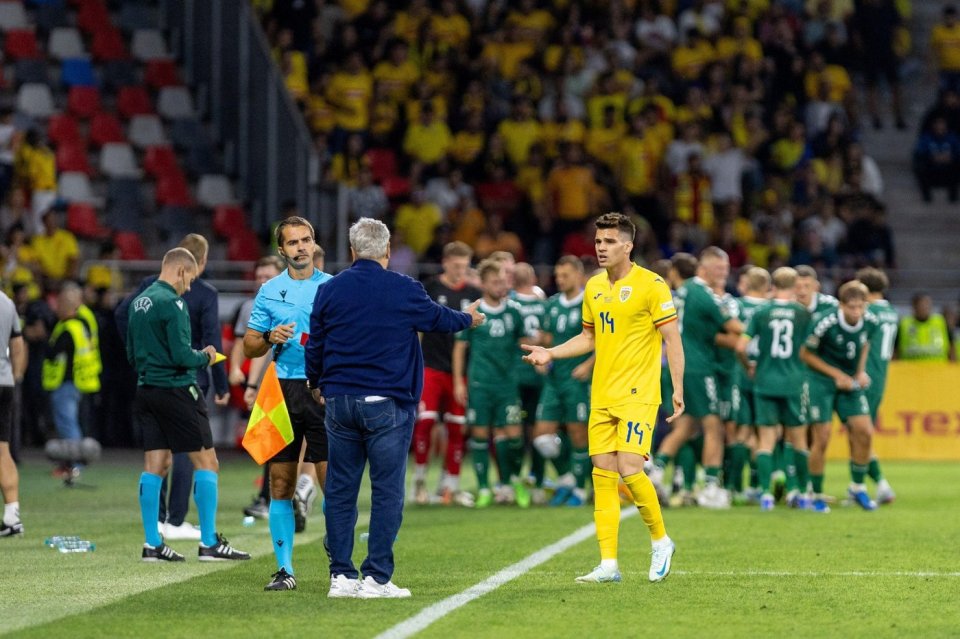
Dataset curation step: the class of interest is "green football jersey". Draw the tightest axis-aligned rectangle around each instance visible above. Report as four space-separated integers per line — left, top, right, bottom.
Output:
804 309 878 380
805 292 838 316
747 300 811 397
716 292 740 381
734 296 768 391
542 291 590 382
457 299 526 387
676 277 730 374
866 300 898 386
511 291 547 386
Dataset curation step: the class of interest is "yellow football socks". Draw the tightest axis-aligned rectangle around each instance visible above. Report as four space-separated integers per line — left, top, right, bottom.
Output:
592 467 621 560
623 471 666 541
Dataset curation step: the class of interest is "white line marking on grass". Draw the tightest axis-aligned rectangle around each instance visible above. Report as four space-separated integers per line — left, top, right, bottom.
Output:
375 510 637 639
672 570 960 578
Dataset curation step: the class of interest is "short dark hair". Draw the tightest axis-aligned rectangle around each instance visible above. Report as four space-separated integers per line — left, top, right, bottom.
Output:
255 255 285 272
276 216 315 247
855 267 888 294
556 255 584 272
795 264 818 279
595 212 636 241
838 281 868 304
670 252 698 279
699 246 728 262
443 241 473 260
477 259 502 281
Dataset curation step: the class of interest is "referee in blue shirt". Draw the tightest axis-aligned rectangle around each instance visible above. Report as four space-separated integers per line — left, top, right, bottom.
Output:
306 218 485 599
243 216 332 592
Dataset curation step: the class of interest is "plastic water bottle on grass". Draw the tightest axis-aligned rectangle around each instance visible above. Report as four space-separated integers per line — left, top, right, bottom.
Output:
44 535 80 548
57 539 95 553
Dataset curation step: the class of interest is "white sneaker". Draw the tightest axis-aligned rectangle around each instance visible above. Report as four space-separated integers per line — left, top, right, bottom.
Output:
414 479 430 505
531 488 548 505
649 539 676 582
876 479 896 505
575 565 622 583
697 483 731 510
356 576 411 598
453 490 475 508
164 521 202 540
328 574 361 598
494 484 515 504
295 474 318 515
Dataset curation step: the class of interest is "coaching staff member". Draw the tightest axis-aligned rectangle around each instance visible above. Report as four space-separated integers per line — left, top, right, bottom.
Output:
128 248 249 563
306 218 485 599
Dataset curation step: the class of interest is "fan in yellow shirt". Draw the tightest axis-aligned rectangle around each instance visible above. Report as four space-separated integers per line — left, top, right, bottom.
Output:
450 113 487 167
403 103 452 165
505 0 556 43
497 98 542 167
715 18 763 63
430 1 471 50
32 212 79 281
671 30 716 81
394 190 443 257
617 116 659 199
373 40 420 104
587 74 628 129
585 106 626 168
804 51 852 103
391 0 431 44
932 8 960 74
326 52 373 132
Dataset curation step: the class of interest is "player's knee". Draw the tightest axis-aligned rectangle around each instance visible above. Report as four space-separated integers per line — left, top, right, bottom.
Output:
533 433 561 459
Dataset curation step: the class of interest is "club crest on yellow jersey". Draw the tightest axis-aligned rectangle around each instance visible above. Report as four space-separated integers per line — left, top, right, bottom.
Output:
620 287 632 302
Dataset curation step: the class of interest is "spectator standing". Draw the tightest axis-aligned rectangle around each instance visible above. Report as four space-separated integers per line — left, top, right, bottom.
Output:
851 0 906 130
898 293 954 362
931 5 960 94
0 289 25 536
31 211 79 284
913 116 960 203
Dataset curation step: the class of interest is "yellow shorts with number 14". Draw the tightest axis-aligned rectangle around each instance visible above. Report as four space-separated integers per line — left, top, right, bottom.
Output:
587 402 658 458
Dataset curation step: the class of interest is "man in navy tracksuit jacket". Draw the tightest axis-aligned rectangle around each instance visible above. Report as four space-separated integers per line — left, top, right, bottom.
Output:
305 218 483 598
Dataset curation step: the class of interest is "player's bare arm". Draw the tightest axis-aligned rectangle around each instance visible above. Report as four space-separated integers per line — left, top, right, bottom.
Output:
452 340 469 405
521 324 595 366
800 345 854 390
243 322 296 359
659 319 685 423
855 342 871 388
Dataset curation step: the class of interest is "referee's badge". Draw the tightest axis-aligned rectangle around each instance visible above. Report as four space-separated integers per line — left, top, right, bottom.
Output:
619 287 632 302
133 297 152 313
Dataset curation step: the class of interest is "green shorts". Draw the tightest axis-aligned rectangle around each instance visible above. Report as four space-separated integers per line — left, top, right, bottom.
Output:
865 382 885 422
467 384 521 428
755 392 806 427
536 378 589 424
807 378 870 424
683 370 719 419
717 375 733 422
733 385 754 427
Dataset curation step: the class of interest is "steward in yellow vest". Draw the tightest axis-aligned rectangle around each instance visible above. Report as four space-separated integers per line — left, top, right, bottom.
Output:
897 294 952 362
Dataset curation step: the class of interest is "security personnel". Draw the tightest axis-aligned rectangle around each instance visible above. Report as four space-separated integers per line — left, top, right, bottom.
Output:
42 283 99 483
898 293 953 361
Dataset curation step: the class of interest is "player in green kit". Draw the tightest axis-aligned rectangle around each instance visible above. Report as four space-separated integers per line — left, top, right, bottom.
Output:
652 247 742 509
855 267 897 504
510 263 550 503
729 267 770 502
739 268 811 511
453 259 534 509
801 281 880 512
532 256 593 507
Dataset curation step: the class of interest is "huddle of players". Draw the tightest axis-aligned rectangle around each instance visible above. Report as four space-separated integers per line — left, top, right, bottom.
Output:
650 250 896 512
415 243 593 508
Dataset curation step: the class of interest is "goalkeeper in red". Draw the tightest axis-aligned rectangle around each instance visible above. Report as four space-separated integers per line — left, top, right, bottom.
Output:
523 213 684 584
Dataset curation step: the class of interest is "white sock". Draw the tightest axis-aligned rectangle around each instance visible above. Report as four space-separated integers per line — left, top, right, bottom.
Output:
414 464 427 482
600 559 619 572
557 472 575 487
652 535 673 549
3 501 19 525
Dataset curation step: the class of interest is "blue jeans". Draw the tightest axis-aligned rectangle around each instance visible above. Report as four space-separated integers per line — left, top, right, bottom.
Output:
51 382 82 441
324 394 414 583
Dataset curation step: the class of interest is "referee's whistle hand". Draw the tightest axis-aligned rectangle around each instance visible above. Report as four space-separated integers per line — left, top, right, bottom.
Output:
465 300 486 327
271 323 296 344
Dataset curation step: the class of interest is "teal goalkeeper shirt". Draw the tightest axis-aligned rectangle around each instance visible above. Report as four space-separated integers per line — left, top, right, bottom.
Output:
247 268 332 379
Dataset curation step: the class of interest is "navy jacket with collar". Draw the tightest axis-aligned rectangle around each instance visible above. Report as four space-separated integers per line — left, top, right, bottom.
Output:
305 259 471 409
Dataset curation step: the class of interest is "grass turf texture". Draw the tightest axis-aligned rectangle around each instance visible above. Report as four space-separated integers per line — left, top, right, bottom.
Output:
2 451 958 638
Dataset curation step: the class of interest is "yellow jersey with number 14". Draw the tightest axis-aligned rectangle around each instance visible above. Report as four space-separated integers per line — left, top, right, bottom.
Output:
582 264 676 409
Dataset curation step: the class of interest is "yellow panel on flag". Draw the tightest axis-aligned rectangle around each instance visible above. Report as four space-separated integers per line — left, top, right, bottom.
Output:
242 362 294 465
826 362 960 461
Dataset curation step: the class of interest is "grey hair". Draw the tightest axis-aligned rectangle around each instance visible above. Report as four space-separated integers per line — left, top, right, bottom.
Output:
349 217 391 260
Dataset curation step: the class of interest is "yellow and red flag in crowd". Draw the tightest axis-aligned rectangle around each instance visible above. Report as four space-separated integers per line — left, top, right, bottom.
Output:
242 362 293 465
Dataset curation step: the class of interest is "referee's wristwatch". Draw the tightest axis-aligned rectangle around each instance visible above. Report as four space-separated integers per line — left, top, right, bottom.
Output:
262 329 272 344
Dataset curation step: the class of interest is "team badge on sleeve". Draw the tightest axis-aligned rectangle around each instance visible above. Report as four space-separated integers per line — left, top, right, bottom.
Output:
133 297 152 313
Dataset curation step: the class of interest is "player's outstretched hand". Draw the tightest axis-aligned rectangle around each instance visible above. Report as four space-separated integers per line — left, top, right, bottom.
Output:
465 299 486 328
521 344 552 366
666 391 685 423
202 345 217 366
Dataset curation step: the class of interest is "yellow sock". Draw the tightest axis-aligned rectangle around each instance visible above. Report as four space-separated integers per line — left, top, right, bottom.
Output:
592 467 621 561
623 471 666 541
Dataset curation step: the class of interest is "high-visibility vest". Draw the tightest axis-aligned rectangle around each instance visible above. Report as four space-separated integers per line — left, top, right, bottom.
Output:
897 314 950 361
41 318 101 393
76 304 102 375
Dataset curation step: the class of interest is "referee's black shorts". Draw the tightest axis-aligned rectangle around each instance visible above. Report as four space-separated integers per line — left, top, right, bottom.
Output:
0 386 12 443
271 378 328 464
135 384 213 453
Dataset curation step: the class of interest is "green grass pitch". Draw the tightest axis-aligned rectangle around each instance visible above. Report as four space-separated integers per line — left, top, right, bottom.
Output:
2 451 958 638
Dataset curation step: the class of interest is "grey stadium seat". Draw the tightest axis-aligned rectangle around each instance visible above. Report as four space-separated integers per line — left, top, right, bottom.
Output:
100 143 142 178
196 174 234 208
131 29 169 61
16 84 55 118
48 27 85 60
128 115 166 149
58 172 100 205
0 3 28 31
157 87 194 120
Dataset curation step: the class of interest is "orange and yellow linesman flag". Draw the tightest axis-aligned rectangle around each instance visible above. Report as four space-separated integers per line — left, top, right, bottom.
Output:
242 362 294 465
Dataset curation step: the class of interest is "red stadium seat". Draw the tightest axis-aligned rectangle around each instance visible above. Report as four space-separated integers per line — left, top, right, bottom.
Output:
365 148 397 183
381 175 411 200
117 86 153 119
114 231 147 260
66 203 110 239
4 30 40 60
212 204 247 239
143 145 178 177
155 173 192 206
144 60 181 89
91 27 128 62
76 0 110 35
67 86 101 119
88 111 125 147
47 113 82 147
227 229 262 262
55 141 92 174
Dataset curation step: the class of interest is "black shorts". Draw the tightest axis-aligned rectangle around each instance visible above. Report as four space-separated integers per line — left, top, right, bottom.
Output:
135 384 213 453
0 386 12 443
272 378 328 463
863 52 899 86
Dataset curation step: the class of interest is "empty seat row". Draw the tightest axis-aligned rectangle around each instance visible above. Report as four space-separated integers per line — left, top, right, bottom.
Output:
17 83 193 120
3 27 169 61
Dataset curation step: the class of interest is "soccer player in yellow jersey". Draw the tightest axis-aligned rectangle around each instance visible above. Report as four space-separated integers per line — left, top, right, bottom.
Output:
523 213 684 584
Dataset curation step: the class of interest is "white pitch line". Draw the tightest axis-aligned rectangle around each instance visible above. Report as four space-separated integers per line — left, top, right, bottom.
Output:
375 510 637 639
672 570 960 578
